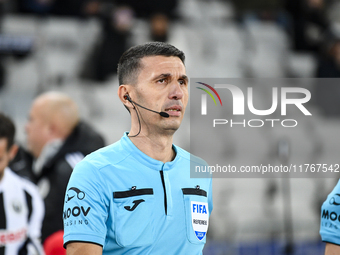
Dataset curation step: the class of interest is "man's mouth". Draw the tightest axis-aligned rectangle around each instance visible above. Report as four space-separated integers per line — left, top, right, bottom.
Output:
164 106 182 112
164 106 182 116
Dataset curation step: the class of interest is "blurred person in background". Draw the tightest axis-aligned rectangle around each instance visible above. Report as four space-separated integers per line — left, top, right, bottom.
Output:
229 0 283 23
118 0 178 42
320 179 340 254
10 91 105 244
81 1 133 82
81 0 178 82
0 112 44 255
313 32 340 116
316 32 340 77
285 0 329 53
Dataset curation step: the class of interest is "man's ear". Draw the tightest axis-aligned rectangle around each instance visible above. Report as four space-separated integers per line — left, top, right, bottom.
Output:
118 85 134 110
8 144 19 161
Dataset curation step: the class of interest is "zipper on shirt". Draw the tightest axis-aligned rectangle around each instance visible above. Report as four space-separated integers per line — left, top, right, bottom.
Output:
159 171 167 215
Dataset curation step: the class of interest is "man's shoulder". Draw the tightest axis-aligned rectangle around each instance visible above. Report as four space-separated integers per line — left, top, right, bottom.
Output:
175 145 208 166
6 168 39 194
320 179 340 244
78 139 130 171
63 121 105 156
76 121 105 145
322 180 340 210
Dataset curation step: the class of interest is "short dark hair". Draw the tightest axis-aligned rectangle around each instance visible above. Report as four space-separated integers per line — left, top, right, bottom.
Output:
0 113 15 150
117 42 185 85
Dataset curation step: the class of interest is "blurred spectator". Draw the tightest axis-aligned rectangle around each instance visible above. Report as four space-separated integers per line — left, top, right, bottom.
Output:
0 112 44 254
229 0 283 22
9 91 105 243
81 2 133 81
316 32 340 77
285 0 329 53
313 32 340 116
120 0 178 41
81 0 178 81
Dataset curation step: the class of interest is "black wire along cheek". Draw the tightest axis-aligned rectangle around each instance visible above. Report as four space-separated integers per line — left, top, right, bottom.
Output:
128 100 142 138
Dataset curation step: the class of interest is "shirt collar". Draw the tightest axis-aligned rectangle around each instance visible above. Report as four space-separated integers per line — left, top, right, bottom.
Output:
121 132 180 171
33 139 64 175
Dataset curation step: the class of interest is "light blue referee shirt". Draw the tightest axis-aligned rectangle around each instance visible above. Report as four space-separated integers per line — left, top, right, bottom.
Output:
320 179 340 245
63 132 213 254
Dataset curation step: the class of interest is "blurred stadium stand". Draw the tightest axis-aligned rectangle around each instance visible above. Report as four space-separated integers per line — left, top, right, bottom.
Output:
1 0 340 254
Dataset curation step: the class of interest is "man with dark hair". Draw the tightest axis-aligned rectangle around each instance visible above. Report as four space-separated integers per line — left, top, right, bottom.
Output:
63 42 213 255
0 112 45 254
117 41 185 85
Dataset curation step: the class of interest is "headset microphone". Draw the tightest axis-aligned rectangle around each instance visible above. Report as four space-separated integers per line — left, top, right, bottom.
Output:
124 95 170 118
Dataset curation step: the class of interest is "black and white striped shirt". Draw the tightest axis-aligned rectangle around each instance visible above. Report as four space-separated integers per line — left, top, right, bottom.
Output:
0 168 44 255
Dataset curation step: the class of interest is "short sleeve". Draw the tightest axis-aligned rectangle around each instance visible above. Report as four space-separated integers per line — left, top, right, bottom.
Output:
63 160 109 248
320 179 340 245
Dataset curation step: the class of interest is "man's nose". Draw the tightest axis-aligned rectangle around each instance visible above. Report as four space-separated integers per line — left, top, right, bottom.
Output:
169 81 183 100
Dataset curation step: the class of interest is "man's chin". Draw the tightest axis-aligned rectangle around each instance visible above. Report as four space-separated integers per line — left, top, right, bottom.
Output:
163 125 180 134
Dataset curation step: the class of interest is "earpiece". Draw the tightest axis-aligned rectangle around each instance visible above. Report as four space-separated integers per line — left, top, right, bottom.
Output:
124 94 131 102
123 93 169 138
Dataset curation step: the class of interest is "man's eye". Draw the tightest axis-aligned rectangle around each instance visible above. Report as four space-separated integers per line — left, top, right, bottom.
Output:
158 79 166 83
179 80 186 85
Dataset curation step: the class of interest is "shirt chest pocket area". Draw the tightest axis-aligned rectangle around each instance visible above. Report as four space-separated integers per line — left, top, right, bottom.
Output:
182 188 209 245
113 188 154 247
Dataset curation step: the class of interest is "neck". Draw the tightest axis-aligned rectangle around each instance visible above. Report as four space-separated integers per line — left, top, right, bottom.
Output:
129 132 175 163
0 168 5 182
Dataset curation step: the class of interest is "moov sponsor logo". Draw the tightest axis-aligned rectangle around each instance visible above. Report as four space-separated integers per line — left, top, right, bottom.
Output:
63 206 91 219
322 209 340 222
330 194 340 206
191 201 209 241
66 187 86 203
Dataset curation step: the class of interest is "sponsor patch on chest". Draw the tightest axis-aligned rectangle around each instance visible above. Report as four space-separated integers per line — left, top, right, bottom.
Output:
191 201 209 241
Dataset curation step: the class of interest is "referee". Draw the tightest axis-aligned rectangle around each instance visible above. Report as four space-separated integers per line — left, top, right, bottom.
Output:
0 113 44 255
63 42 213 254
